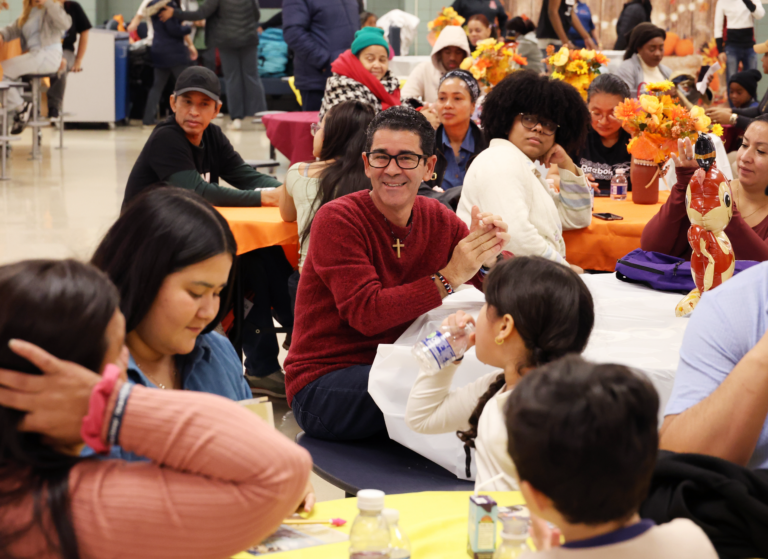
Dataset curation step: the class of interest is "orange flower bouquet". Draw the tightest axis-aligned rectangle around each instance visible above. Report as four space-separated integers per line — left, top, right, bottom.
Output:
459 38 527 94
613 81 724 203
427 7 465 45
546 46 608 100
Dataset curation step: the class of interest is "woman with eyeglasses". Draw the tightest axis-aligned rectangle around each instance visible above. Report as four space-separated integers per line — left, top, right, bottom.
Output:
548 74 632 195
457 71 592 272
279 100 376 307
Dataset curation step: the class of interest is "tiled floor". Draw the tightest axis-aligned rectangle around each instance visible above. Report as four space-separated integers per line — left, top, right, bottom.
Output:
0 117 345 503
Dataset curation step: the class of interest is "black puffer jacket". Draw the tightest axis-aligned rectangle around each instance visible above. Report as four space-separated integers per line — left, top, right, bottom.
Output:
173 0 260 49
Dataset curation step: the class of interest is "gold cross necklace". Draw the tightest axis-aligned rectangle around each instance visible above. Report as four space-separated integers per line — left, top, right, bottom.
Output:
383 216 413 259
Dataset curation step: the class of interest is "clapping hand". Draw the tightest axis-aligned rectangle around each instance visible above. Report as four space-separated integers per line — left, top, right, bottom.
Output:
440 206 509 286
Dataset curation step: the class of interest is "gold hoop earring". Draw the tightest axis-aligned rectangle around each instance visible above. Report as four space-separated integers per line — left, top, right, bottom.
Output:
495 338 504 346
431 173 437 180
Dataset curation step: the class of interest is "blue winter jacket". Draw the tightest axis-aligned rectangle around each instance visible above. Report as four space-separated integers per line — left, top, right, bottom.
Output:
149 0 191 69
283 0 358 91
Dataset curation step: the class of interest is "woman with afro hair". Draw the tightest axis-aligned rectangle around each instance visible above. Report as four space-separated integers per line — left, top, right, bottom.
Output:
457 71 592 271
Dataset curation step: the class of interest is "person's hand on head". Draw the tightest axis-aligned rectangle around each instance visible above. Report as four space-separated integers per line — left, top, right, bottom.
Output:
706 107 732 125
159 6 174 22
0 340 104 447
538 143 577 175
671 137 698 169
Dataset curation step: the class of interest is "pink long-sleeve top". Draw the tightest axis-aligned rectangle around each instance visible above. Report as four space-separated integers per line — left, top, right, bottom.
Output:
2 384 312 559
641 166 768 261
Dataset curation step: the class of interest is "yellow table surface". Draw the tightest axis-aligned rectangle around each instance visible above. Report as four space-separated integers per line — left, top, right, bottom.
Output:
233 491 524 559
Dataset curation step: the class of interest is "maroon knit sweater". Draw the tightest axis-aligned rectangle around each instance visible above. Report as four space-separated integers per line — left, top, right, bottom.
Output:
284 190 482 404
641 166 768 261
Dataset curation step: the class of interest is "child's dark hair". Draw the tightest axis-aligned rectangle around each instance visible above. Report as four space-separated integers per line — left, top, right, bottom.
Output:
506 355 659 525
456 257 594 476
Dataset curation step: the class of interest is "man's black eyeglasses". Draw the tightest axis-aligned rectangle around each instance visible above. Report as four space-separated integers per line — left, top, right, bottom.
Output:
365 152 428 170
519 113 559 136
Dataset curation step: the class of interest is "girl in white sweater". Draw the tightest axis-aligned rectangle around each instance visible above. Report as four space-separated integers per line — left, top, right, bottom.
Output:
457 71 593 271
405 256 594 491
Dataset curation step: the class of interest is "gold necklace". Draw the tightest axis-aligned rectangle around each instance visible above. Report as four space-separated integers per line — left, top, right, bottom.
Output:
737 182 768 220
135 360 177 390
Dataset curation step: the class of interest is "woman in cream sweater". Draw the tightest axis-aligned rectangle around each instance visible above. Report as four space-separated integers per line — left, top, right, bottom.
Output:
457 71 592 271
405 257 594 490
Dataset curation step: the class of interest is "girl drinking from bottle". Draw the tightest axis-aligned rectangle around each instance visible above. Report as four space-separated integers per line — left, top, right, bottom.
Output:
405 256 594 490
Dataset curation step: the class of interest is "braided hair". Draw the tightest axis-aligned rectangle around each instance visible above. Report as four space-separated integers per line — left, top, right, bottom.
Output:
456 257 595 476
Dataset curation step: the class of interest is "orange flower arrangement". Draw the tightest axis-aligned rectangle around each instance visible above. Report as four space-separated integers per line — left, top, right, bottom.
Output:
460 38 527 93
427 7 465 38
613 83 723 165
545 46 608 100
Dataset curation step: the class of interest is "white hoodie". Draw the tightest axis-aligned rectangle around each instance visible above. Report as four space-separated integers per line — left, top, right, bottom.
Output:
401 26 471 104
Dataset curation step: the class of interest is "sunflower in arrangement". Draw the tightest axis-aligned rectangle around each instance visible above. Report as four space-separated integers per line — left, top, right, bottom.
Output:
460 38 527 94
546 46 608 100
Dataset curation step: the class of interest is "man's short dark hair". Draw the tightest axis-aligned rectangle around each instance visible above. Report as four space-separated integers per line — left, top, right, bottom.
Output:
505 355 659 525
481 70 589 156
365 106 436 156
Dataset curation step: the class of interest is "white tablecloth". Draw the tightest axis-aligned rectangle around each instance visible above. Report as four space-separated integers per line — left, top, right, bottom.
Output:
368 274 689 479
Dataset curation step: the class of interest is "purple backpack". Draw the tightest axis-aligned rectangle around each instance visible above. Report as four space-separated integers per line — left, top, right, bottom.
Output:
615 249 759 293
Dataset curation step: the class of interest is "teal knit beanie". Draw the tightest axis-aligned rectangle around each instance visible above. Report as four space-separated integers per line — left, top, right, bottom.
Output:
351 27 390 56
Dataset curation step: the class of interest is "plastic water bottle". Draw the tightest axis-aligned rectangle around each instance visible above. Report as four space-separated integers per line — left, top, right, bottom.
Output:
411 323 476 374
382 509 411 559
349 490 391 559
493 510 531 559
610 168 628 201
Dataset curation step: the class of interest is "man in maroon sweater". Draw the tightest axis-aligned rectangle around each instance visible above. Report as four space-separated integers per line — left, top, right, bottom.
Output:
284 107 510 440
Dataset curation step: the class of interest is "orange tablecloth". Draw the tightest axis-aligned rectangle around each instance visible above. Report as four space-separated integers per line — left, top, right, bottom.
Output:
563 191 670 272
216 206 299 267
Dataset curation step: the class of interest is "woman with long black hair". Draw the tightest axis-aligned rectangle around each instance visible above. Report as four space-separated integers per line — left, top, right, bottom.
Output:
0 259 311 559
279 100 376 304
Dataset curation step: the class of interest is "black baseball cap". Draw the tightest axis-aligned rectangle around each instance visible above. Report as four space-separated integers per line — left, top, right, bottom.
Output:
174 66 221 102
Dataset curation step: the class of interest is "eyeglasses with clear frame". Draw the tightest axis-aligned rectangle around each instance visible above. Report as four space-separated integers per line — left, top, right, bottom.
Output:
310 122 323 136
590 110 619 124
365 151 428 170
518 113 559 136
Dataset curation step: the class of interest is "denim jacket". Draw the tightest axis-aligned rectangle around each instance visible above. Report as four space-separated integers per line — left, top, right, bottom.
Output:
83 332 251 462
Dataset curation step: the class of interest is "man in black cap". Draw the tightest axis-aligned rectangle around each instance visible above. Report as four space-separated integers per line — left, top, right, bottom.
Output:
123 66 280 210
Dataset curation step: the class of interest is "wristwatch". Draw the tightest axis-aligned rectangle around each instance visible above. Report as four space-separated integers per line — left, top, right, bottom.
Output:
730 113 738 125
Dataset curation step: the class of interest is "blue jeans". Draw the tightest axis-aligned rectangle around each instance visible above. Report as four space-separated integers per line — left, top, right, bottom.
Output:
726 44 758 83
219 45 267 119
291 364 387 441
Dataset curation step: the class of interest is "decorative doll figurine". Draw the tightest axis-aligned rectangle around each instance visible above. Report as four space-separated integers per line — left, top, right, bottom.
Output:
675 134 736 317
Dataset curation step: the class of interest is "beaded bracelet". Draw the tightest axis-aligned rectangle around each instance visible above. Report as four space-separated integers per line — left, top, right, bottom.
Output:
433 272 454 295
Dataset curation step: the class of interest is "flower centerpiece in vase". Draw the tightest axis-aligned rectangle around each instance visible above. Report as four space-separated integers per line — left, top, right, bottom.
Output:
459 38 527 95
545 46 608 100
613 81 724 205
427 7 465 46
